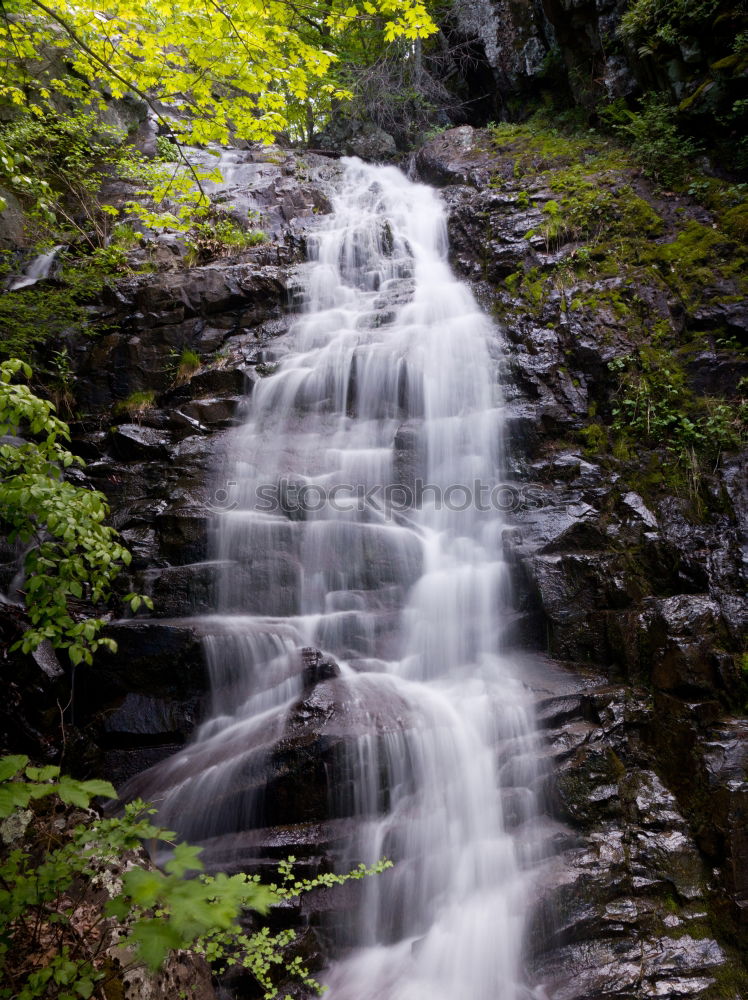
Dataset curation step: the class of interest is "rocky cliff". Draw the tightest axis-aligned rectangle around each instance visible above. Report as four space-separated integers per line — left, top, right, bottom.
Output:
1 127 747 998
444 0 746 158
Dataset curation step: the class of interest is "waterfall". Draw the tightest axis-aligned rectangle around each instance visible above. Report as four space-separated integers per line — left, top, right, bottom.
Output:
129 159 544 999
7 245 63 291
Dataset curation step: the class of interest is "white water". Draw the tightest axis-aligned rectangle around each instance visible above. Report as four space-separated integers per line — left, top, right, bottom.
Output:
8 245 63 291
133 159 544 999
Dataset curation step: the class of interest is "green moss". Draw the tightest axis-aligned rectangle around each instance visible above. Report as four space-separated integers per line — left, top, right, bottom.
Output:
503 266 546 307
487 116 747 512
678 78 718 113
721 203 748 241
643 219 747 307
655 220 731 268
709 961 748 999
489 117 629 179
620 194 665 236
662 894 679 914
711 53 748 72
580 422 608 457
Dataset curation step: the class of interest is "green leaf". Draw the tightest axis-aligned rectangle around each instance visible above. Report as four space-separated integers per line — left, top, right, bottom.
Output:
78 778 116 800
164 842 204 877
56 776 114 806
104 895 131 921
25 765 60 781
122 868 164 907
0 782 32 817
0 755 29 782
129 919 183 970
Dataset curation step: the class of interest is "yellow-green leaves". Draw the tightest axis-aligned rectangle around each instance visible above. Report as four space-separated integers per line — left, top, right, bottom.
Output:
0 0 437 146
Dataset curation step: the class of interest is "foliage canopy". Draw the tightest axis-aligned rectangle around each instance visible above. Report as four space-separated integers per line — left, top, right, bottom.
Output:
0 0 437 146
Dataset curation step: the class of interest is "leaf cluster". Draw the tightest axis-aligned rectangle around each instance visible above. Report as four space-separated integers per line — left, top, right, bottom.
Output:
0 360 149 664
614 96 700 188
0 0 437 150
184 214 267 266
0 756 391 1000
608 350 747 461
619 0 721 48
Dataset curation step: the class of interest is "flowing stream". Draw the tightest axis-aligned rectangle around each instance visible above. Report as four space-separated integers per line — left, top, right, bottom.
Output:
7 244 63 291
132 159 544 1000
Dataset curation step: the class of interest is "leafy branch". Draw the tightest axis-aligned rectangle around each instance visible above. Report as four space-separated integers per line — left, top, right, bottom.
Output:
0 360 149 665
0 756 391 1000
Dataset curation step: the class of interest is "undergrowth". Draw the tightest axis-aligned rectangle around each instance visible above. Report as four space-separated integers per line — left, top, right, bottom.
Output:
488 114 747 505
0 246 131 362
184 214 267 266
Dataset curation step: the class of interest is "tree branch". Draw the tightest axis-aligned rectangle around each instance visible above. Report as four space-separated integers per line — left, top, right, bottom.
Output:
27 0 208 201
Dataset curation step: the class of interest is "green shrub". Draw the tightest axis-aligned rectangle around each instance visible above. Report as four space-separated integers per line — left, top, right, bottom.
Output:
0 755 390 1000
619 0 720 47
175 349 201 384
0 360 150 664
608 350 746 465
184 215 267 266
617 96 700 187
155 136 181 162
0 111 138 244
580 422 608 456
0 249 125 362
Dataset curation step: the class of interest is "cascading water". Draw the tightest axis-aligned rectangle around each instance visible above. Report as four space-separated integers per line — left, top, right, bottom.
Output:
7 244 63 291
128 159 545 999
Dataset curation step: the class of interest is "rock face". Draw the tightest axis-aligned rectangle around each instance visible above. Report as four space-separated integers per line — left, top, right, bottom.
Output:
446 0 635 116
445 0 742 127
532 665 745 999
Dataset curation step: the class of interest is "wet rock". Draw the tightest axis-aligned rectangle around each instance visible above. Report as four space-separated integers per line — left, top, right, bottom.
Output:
76 621 208 722
120 950 216 1000
415 127 495 187
317 118 397 160
531 668 740 999
187 366 249 397
642 594 734 698
620 491 658 530
155 509 211 563
349 124 397 161
140 562 220 617
685 350 748 397
0 186 26 246
111 424 172 461
176 396 243 429
301 648 341 688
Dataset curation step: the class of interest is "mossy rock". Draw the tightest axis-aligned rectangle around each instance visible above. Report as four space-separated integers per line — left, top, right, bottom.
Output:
721 203 748 242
